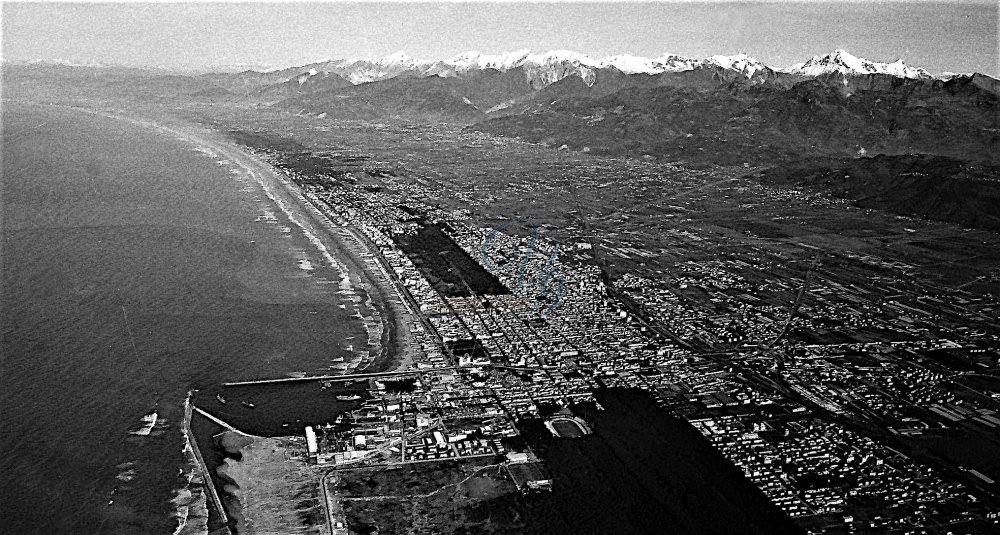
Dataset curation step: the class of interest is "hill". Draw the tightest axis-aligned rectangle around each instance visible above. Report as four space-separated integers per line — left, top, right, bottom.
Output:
756 155 1000 233
471 76 999 165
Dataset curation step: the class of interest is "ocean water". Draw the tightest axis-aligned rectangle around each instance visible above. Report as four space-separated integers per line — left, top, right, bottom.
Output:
0 103 368 533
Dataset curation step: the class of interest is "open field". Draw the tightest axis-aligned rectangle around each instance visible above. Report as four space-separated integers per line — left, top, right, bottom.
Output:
331 458 520 534
216 432 325 535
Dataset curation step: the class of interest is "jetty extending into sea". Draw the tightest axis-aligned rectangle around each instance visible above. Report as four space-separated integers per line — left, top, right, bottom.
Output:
182 393 232 535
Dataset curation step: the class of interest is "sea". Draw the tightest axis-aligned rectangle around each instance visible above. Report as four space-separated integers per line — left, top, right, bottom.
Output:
0 102 370 534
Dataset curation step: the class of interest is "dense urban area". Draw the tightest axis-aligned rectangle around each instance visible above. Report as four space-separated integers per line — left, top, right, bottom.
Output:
194 111 1000 534
5 49 1000 534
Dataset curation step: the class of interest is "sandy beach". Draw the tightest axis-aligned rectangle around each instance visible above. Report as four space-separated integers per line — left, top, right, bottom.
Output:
173 119 418 375
26 103 421 535
216 431 325 535
66 104 418 375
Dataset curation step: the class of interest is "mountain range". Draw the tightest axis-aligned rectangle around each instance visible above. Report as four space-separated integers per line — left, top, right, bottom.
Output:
4 49 997 166
218 49 961 92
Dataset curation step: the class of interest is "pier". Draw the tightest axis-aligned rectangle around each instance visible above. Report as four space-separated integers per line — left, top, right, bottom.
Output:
221 369 428 387
193 405 239 432
183 394 232 535
220 363 554 387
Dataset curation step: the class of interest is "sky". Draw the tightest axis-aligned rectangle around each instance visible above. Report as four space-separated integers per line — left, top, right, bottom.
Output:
2 1 997 75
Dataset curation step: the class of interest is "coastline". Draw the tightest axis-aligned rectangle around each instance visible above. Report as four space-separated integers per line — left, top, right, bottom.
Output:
9 101 420 535
135 110 420 533
215 432 324 535
168 118 417 376
155 116 424 534
179 393 225 535
60 102 413 375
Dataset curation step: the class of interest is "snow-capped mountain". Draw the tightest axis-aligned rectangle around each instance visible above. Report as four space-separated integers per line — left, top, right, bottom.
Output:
594 54 701 75
436 50 534 73
309 53 432 84
295 49 717 89
704 54 771 78
279 49 950 92
434 50 701 87
786 49 932 79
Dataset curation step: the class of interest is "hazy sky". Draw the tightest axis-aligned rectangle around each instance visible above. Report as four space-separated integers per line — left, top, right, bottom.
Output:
2 2 997 75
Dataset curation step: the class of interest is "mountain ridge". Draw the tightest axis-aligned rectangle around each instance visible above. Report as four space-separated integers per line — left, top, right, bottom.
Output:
5 50 996 167
236 49 990 91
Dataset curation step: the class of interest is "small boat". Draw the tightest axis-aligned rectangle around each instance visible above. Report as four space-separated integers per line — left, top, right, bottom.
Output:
242 401 256 409
216 394 227 405
336 394 362 401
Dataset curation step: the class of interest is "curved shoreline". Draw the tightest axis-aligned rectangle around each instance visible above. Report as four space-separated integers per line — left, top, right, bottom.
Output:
13 101 418 535
45 101 413 375
175 121 413 374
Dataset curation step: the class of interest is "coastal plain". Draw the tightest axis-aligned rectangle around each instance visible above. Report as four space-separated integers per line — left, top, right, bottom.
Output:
3 52 1000 535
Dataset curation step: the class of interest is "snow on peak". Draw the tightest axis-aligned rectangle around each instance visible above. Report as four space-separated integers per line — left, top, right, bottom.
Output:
653 54 701 72
595 54 657 74
789 49 931 79
591 54 687 75
444 50 533 72
520 50 598 88
939 71 973 80
298 49 940 88
705 53 768 77
529 49 592 65
880 58 932 79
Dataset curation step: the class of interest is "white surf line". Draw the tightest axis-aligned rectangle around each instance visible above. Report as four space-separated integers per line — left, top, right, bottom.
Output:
170 456 196 535
197 140 382 370
109 112 376 367
202 137 406 372
51 104 396 371
297 192 425 366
